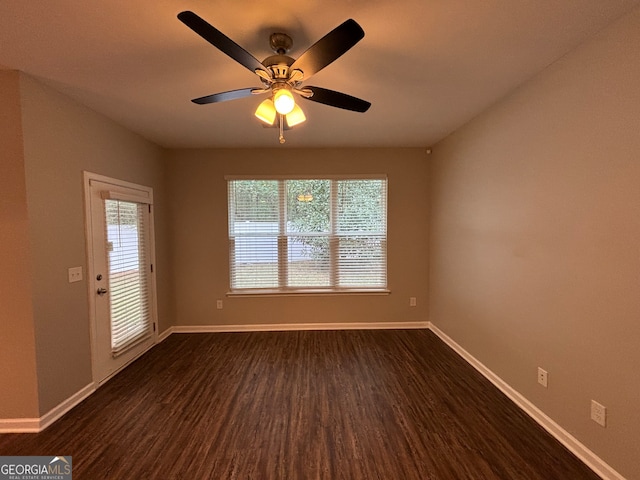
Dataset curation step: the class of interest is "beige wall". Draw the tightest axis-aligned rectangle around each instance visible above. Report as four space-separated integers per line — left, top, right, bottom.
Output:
429 8 640 479
17 74 173 414
0 71 39 418
166 148 429 328
3 6 637 476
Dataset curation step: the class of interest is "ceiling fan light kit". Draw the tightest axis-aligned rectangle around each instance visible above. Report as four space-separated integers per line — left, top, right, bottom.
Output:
177 11 371 144
286 104 306 127
273 88 295 115
254 99 277 125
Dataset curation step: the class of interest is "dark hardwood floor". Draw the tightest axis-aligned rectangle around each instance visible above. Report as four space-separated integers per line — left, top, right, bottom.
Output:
0 329 601 479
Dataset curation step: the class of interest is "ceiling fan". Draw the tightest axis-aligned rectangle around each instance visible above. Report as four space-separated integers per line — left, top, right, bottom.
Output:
177 11 371 143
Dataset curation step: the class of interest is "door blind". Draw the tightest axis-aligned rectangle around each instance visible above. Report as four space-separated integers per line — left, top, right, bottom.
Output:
104 199 152 357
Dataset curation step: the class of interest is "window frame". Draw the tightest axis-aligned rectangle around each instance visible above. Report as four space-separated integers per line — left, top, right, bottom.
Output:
226 174 389 296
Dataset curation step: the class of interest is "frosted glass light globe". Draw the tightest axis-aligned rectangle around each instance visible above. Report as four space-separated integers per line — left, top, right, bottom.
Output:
273 89 295 115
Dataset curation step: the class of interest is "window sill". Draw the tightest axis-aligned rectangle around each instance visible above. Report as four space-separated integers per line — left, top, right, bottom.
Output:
227 289 391 298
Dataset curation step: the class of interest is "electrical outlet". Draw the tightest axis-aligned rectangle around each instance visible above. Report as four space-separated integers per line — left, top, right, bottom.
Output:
537 367 548 388
591 400 607 427
68 267 83 283
216 300 223 310
409 297 417 307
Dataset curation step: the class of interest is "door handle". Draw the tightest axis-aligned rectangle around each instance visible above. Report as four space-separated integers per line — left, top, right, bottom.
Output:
97 287 108 296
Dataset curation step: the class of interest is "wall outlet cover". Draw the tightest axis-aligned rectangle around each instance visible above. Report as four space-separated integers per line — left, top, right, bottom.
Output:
537 367 548 388
591 400 607 427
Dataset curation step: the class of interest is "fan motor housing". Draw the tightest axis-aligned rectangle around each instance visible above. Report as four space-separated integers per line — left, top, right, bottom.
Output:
262 54 295 79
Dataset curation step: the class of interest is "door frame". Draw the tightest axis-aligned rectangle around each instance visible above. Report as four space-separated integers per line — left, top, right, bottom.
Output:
83 171 159 385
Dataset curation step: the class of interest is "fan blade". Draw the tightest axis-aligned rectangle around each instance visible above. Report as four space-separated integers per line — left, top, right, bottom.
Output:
178 11 268 76
290 19 364 80
302 86 371 112
192 88 257 105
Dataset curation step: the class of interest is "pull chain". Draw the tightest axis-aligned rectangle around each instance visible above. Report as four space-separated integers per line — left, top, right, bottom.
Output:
279 114 285 144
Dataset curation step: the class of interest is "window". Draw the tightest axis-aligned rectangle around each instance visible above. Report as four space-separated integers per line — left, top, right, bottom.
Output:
228 176 387 293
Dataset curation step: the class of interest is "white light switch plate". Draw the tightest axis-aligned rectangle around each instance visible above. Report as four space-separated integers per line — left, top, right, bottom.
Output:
68 267 83 283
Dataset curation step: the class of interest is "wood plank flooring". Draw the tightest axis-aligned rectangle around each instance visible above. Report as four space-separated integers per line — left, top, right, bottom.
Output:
0 329 601 479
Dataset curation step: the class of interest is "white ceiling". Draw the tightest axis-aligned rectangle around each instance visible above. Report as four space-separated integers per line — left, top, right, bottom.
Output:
1 0 638 148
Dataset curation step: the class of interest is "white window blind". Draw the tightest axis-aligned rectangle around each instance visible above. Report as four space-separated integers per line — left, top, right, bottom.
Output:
228 177 387 292
105 199 152 356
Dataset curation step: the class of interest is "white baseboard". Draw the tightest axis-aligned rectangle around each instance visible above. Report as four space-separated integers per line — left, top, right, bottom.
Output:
39 383 95 431
0 417 40 433
171 321 429 334
157 327 174 343
0 382 95 433
428 323 624 480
